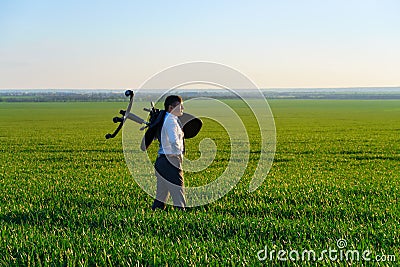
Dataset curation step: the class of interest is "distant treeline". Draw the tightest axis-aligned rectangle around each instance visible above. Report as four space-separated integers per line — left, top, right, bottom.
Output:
1 90 400 102
0 92 126 102
266 93 400 100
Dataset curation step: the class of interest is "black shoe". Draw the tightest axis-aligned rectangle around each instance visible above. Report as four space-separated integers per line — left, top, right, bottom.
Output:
152 199 166 211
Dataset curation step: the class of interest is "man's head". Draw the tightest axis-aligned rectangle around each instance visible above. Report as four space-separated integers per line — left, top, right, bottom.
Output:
164 95 184 117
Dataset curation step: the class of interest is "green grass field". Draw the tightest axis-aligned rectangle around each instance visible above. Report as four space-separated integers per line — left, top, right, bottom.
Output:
0 100 399 266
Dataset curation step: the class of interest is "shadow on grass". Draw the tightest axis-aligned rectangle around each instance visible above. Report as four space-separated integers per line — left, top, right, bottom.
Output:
352 155 399 161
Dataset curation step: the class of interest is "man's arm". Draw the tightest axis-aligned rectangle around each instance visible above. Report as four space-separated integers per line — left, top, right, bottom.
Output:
165 119 183 154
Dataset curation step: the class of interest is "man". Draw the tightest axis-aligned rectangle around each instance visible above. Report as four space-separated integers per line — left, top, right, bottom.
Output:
152 95 186 211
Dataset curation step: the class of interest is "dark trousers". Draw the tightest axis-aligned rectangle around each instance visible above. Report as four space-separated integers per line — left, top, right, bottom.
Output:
152 154 186 210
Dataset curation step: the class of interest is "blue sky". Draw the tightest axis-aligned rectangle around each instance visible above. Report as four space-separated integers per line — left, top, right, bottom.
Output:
0 0 399 89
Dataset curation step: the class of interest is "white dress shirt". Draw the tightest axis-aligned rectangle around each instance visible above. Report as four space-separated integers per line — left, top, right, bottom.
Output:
158 112 184 155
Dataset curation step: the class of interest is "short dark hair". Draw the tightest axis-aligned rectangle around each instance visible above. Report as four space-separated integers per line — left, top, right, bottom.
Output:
164 95 182 110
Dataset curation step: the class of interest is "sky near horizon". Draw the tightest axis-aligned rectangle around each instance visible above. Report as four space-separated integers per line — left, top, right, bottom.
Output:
0 0 399 89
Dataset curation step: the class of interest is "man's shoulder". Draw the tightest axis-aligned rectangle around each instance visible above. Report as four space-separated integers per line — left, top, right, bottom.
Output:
164 114 178 125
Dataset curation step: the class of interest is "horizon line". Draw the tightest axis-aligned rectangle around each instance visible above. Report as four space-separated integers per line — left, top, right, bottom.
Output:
1 86 400 91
